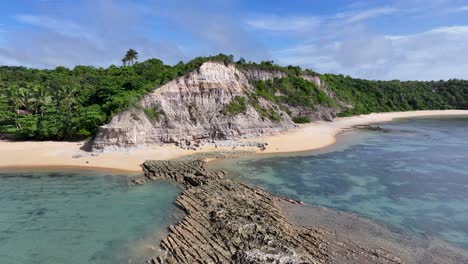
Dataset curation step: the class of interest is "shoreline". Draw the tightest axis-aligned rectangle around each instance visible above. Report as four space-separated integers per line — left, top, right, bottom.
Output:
249 109 468 154
137 159 468 263
1 110 467 172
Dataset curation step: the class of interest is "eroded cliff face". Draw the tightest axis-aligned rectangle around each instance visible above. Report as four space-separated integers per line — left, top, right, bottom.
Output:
92 62 295 151
92 61 346 151
241 68 286 81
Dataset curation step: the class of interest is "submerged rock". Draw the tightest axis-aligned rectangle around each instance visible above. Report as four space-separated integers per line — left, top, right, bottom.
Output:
355 125 388 132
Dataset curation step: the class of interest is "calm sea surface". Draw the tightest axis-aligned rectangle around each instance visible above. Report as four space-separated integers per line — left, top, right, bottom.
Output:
0 170 180 264
213 116 468 248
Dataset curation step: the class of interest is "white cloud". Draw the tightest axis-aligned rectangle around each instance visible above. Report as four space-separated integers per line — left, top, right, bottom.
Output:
245 15 320 32
337 7 397 23
276 25 468 80
430 25 468 34
15 14 97 41
0 1 186 68
17 15 81 32
245 6 397 34
447 5 468 13
1 0 268 67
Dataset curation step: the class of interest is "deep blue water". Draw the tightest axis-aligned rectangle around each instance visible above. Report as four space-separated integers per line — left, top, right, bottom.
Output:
0 170 180 264
214 116 468 248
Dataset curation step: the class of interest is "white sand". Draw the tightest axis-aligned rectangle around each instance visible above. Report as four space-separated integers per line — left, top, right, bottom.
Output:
252 110 468 154
1 110 467 172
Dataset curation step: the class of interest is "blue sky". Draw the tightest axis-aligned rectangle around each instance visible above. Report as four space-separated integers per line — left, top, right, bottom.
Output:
1 0 468 80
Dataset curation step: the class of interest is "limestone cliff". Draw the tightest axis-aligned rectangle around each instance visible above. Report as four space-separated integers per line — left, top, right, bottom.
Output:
92 62 296 150
92 61 345 151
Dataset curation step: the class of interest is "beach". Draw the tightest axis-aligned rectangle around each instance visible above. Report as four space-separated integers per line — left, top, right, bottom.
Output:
1 110 467 171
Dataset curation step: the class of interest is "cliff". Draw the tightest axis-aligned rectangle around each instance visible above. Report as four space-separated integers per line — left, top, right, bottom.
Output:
92 61 333 151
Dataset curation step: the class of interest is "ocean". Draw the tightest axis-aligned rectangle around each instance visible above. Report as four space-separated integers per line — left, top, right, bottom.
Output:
0 170 180 264
213 116 468 249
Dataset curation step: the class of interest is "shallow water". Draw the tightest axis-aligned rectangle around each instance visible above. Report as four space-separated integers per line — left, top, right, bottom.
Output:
214 116 468 248
0 170 181 264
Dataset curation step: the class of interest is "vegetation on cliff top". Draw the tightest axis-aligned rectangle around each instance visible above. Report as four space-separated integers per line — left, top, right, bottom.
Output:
0 53 235 140
0 52 467 140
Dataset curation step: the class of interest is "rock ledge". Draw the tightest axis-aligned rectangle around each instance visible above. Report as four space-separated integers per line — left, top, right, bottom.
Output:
137 160 405 264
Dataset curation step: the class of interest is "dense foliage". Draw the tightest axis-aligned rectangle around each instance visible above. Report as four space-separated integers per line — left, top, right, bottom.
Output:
321 74 468 116
252 76 335 109
0 52 467 140
0 53 236 140
239 61 467 121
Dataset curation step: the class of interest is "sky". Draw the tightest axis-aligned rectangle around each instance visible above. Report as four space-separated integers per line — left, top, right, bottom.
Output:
1 0 468 80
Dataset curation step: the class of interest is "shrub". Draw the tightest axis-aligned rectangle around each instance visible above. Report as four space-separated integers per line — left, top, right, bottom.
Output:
224 96 247 115
292 116 310 123
144 106 165 122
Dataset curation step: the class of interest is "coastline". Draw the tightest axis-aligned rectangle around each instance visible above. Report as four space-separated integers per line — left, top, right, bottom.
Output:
249 109 468 154
137 159 468 263
1 109 467 172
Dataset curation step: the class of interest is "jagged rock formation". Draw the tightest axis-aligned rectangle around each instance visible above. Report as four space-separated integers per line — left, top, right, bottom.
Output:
136 160 412 264
92 62 337 151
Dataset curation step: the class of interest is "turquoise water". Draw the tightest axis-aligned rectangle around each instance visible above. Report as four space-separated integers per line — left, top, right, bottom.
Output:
215 116 468 248
0 170 181 264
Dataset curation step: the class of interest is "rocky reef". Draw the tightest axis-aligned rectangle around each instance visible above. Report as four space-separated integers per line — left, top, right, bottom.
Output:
132 158 468 264
92 62 338 151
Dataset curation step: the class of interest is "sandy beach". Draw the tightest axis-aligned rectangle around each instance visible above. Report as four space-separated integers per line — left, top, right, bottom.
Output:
1 110 467 172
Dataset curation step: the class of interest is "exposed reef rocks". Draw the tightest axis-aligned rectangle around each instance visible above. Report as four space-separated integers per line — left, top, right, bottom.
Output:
133 159 457 264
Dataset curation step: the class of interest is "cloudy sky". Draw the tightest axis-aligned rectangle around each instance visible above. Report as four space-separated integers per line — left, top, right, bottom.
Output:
1 0 468 80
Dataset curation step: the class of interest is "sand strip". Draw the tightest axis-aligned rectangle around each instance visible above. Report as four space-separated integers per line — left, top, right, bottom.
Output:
1 110 467 171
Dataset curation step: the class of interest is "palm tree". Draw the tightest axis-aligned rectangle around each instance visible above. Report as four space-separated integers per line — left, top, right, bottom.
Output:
47 80 63 109
18 85 33 112
47 80 77 113
59 84 78 113
3 85 22 130
31 84 51 117
123 49 139 66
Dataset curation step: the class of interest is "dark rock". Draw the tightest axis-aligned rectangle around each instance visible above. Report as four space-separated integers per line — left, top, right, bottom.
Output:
141 159 405 264
355 125 388 132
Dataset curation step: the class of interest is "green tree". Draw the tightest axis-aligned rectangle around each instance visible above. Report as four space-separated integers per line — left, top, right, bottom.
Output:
123 49 139 66
31 84 51 117
4 85 23 130
18 85 34 112
58 84 78 113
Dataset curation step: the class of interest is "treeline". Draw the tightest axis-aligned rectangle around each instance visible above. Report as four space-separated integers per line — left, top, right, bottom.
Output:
0 54 236 140
235 60 467 119
0 60 174 139
321 75 468 116
0 53 467 140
